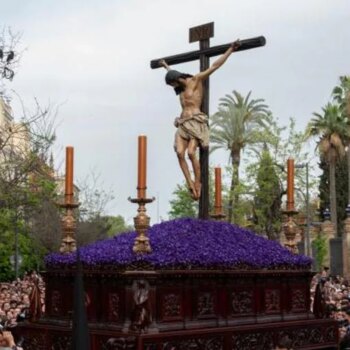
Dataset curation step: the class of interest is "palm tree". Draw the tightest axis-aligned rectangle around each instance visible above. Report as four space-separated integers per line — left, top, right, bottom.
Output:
306 103 350 234
210 91 271 223
332 76 350 205
332 76 350 116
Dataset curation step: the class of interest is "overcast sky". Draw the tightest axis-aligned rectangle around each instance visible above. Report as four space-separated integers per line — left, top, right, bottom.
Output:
2 0 350 223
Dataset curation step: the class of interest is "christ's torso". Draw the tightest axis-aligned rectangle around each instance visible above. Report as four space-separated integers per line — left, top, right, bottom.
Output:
179 77 203 118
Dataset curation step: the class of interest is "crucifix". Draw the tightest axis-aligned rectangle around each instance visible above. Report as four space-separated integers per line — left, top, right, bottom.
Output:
151 22 265 220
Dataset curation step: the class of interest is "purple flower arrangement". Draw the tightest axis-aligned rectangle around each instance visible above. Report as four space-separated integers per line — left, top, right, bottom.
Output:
45 218 312 270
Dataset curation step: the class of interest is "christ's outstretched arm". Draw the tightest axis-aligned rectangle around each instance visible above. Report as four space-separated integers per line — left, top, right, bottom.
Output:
159 59 171 71
195 40 241 81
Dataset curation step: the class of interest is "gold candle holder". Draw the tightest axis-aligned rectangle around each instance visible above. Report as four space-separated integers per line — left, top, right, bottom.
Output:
283 209 299 254
128 196 155 254
210 207 226 221
59 196 79 254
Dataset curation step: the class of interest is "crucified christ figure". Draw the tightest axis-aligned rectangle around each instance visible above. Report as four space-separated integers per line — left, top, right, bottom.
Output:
159 40 240 200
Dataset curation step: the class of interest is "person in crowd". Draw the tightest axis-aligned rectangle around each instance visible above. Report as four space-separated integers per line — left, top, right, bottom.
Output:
0 330 23 350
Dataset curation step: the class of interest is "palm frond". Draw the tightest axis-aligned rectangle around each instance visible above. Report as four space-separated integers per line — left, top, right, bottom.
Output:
210 90 272 161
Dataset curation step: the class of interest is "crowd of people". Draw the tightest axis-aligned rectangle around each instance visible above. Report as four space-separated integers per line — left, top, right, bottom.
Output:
310 267 350 349
0 272 44 349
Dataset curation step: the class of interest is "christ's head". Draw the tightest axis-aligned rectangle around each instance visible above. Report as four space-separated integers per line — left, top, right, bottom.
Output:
165 70 193 95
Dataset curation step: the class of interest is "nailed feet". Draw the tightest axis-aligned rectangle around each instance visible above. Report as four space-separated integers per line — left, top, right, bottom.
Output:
188 181 201 201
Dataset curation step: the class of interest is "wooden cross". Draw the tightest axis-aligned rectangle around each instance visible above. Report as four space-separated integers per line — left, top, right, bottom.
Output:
151 22 266 220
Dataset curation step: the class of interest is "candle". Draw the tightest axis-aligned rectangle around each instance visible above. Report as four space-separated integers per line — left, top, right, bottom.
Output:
287 158 294 211
137 135 147 199
65 146 74 202
215 167 222 212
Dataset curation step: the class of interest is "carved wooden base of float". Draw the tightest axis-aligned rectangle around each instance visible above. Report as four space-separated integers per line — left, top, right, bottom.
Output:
17 319 338 350
17 269 338 349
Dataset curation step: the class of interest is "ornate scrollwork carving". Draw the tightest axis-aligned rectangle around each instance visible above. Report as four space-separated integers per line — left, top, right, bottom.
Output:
279 329 306 348
125 261 154 271
51 290 62 316
51 335 72 350
233 327 327 350
162 337 223 350
309 328 323 344
197 292 215 316
291 288 306 311
163 293 181 318
265 289 280 312
232 332 274 350
22 333 46 350
231 290 253 314
108 293 120 321
143 344 157 350
278 327 324 348
324 326 337 342
100 336 136 350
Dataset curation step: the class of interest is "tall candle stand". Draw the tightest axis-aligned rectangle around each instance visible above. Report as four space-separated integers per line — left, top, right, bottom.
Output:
59 146 78 254
128 196 155 253
59 195 79 253
283 158 298 253
283 209 299 254
210 167 226 221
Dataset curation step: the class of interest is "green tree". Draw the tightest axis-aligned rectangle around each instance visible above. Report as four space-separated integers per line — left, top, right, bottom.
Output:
76 172 116 245
243 117 314 239
0 208 16 280
253 147 282 240
210 91 271 223
318 157 348 233
0 103 59 280
306 103 350 235
266 117 319 217
27 177 61 252
104 215 133 236
312 234 328 272
0 30 61 280
168 183 198 219
332 76 350 117
168 168 219 220
332 76 350 206
0 206 47 281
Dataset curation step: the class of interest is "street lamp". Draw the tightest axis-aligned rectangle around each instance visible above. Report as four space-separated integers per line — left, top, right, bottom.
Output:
0 48 15 80
13 202 24 279
10 254 23 276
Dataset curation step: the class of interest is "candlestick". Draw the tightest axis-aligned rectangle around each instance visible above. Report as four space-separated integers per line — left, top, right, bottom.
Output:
130 135 154 253
214 167 222 213
210 166 226 221
128 197 155 254
59 201 79 253
60 146 78 253
287 158 295 211
283 211 298 254
137 135 147 199
65 146 74 203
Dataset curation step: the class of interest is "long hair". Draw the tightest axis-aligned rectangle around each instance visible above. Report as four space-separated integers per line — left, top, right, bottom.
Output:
165 70 193 95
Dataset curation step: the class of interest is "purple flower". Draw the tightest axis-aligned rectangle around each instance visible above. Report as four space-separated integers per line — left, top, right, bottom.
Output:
45 218 312 270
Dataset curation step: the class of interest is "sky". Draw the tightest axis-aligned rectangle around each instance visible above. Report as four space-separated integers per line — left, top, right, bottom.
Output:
2 0 350 224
